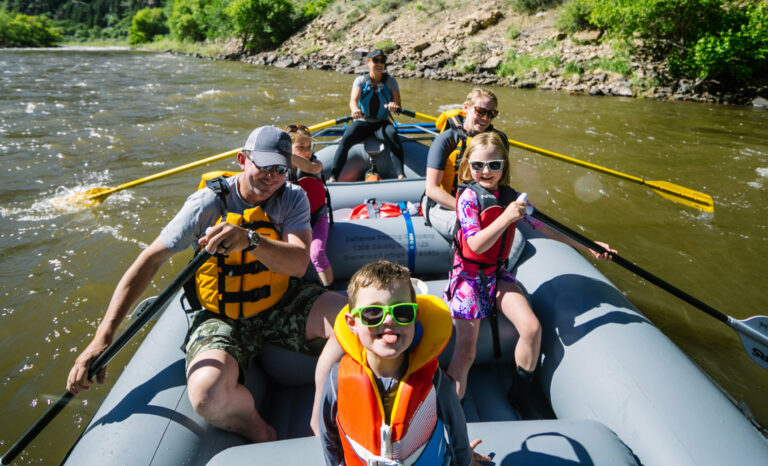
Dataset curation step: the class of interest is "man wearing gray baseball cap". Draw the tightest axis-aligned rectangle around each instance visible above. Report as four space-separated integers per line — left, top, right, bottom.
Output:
66 126 346 443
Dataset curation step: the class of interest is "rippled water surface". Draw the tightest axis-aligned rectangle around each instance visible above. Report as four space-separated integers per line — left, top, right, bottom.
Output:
1 47 767 463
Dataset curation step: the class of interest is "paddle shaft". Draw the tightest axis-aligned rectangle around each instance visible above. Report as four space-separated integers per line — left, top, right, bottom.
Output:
89 149 239 201
398 109 713 212
82 115 353 202
530 209 768 348
1 251 211 465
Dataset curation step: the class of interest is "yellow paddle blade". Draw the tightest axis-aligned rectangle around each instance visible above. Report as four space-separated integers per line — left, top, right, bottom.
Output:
58 116 352 208
60 187 113 207
648 180 715 213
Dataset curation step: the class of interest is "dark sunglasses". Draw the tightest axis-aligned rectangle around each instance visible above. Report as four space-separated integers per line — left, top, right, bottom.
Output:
251 160 289 175
350 303 418 327
371 58 386 65
285 124 309 133
473 106 499 119
469 159 505 171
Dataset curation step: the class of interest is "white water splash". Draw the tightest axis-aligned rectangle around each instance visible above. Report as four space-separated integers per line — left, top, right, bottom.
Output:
747 167 768 189
195 89 223 100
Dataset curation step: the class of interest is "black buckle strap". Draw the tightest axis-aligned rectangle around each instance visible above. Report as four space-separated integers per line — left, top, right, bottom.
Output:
218 285 271 303
220 261 268 276
241 220 274 231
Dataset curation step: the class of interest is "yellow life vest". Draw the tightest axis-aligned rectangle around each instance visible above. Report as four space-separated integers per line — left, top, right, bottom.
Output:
193 171 290 320
435 109 470 197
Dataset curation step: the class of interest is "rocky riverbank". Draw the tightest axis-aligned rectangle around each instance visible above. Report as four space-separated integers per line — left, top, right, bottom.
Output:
206 2 768 106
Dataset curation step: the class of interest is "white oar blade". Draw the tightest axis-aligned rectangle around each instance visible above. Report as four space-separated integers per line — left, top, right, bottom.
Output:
736 316 768 369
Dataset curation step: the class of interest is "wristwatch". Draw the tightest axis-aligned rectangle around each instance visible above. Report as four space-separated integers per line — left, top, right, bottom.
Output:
244 229 260 252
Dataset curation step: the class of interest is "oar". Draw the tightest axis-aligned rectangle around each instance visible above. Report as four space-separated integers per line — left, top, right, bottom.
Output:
0 250 211 465
526 206 768 369
397 109 714 213
65 115 353 207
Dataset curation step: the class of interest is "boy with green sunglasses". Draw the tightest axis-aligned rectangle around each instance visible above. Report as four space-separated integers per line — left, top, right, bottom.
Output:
318 260 488 465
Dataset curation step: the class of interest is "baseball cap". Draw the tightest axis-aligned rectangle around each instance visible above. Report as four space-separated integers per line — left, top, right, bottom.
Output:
366 49 387 60
243 126 292 167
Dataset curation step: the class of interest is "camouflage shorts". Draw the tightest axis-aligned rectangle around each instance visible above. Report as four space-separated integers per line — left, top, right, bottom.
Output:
184 278 327 372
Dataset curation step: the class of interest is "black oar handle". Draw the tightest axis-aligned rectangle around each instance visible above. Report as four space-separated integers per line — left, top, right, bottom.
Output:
529 210 730 325
1 251 211 465
396 109 416 118
335 115 353 124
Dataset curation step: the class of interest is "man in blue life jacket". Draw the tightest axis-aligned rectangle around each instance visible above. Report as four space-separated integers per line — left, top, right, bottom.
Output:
66 126 346 443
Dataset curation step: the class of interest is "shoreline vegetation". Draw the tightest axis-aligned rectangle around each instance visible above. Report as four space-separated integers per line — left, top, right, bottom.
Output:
3 1 767 106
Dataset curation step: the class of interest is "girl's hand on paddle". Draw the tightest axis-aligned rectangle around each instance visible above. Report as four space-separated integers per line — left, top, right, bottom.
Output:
589 241 616 261
470 439 492 465
503 201 527 223
67 340 108 395
351 109 364 119
199 223 248 255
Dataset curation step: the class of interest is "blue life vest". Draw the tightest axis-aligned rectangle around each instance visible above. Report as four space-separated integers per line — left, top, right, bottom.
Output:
358 72 393 120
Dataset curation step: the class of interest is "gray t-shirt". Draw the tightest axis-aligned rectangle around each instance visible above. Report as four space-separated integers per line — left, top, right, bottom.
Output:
160 174 311 252
353 74 400 122
426 123 509 170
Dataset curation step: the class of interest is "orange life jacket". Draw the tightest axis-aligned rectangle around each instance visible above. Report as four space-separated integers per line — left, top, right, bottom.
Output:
333 295 453 465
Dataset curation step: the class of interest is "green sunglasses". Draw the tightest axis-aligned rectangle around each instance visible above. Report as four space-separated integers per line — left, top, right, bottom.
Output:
350 303 418 327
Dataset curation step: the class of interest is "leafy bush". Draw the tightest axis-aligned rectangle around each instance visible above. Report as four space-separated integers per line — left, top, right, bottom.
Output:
415 0 447 14
129 8 168 45
169 0 208 42
506 25 521 40
555 0 593 34
584 0 768 82
586 50 632 75
226 0 297 51
378 0 407 12
497 49 561 76
375 39 397 54
685 2 768 81
0 9 61 47
509 0 563 14
300 0 333 21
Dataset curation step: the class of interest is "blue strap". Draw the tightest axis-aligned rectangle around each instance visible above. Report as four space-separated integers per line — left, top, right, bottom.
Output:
399 201 416 272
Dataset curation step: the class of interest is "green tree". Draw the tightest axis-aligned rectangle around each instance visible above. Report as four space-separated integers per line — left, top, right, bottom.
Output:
585 0 768 82
168 0 207 41
226 0 297 52
0 9 62 47
129 7 168 44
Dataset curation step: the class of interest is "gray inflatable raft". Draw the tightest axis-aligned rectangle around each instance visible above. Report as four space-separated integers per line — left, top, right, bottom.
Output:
317 126 431 209
63 216 768 465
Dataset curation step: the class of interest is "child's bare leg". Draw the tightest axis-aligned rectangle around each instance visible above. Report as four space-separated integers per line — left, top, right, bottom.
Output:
447 319 481 399
497 280 541 371
317 267 334 287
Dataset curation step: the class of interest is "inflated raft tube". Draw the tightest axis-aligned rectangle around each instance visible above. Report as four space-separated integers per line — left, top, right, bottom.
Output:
314 136 428 181
207 419 639 465
303 215 454 281
512 222 768 466
63 295 250 466
325 177 426 209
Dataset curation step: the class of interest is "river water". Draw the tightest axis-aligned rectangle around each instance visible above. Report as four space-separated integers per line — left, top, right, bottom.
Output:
1 47 766 463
